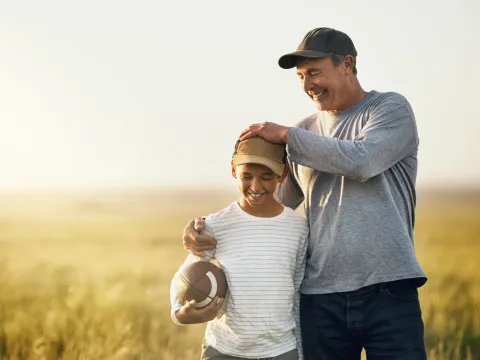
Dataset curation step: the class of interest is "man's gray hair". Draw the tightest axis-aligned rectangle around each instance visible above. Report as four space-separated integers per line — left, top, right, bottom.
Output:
331 54 358 75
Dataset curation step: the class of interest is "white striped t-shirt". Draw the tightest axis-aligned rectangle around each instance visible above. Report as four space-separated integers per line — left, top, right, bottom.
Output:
170 201 309 359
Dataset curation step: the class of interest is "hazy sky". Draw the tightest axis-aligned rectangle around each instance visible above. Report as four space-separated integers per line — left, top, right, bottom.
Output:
1 0 479 190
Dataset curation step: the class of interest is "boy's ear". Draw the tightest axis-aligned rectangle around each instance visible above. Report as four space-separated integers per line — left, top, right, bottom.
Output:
278 165 289 183
231 161 237 178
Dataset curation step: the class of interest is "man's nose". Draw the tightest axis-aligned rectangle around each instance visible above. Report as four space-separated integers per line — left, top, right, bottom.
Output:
302 77 314 93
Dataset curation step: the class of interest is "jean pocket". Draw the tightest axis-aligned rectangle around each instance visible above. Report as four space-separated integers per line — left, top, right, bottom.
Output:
385 280 419 299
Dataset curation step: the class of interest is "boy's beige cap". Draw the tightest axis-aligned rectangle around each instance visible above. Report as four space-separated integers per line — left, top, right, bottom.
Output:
232 137 286 176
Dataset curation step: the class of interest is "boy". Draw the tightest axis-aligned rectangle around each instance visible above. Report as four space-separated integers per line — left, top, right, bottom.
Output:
169 137 309 360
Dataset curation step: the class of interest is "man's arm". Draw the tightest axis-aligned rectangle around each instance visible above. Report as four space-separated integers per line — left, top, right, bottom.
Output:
182 218 216 256
274 166 304 210
240 95 418 182
287 97 418 181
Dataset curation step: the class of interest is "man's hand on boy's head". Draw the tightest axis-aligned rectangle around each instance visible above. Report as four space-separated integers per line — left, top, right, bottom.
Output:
239 122 292 144
182 218 217 256
175 297 225 324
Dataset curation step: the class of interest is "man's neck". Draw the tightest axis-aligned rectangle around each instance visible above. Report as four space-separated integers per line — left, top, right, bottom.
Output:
328 83 368 114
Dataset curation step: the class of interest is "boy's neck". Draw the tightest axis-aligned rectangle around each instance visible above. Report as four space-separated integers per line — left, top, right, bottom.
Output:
237 197 284 218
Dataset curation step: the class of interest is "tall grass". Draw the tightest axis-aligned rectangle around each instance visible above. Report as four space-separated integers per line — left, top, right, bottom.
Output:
0 190 478 359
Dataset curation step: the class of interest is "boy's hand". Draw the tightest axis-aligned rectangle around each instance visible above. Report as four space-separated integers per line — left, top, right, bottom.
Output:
182 218 217 256
175 297 225 324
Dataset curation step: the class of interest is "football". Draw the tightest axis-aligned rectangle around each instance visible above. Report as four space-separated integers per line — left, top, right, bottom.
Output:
175 260 228 309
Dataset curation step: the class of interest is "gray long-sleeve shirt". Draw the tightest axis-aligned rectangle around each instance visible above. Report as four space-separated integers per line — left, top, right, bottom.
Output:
276 90 427 294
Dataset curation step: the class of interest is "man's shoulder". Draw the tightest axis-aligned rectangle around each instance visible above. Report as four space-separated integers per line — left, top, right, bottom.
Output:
368 90 410 109
366 91 417 126
294 112 319 129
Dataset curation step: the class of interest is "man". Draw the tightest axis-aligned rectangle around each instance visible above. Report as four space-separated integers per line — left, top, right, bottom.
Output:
183 27 427 360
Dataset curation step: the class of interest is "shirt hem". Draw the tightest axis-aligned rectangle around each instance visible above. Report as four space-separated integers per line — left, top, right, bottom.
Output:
301 272 427 295
207 340 296 359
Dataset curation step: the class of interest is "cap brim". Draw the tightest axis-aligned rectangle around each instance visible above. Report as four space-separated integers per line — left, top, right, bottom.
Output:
233 155 285 177
278 50 333 69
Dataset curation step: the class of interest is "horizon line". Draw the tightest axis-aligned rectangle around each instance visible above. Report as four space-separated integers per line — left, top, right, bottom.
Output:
0 184 479 194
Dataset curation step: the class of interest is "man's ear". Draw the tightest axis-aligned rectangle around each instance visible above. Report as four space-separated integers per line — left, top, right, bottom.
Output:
278 165 289 183
343 55 355 74
231 161 237 178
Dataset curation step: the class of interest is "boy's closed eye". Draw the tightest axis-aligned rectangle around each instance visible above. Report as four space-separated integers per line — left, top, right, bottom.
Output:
241 174 276 181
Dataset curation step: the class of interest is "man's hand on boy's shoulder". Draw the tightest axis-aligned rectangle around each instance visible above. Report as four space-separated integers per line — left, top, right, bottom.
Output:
175 297 225 324
182 218 217 256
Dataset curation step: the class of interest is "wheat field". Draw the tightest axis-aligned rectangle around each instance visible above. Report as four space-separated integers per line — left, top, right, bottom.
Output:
0 189 478 360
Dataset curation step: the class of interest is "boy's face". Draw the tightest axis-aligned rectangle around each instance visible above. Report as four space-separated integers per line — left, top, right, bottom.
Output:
232 163 286 207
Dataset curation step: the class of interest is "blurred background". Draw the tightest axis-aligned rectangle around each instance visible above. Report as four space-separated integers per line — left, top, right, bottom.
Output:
1 0 479 359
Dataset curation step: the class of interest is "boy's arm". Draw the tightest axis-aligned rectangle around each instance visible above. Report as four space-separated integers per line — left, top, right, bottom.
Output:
170 228 224 325
293 228 309 360
174 295 224 325
169 253 203 324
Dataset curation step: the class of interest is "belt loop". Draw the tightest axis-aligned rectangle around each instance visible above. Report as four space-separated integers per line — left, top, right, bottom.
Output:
379 282 387 292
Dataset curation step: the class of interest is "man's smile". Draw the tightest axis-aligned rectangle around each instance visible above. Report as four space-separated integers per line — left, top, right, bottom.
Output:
312 88 328 100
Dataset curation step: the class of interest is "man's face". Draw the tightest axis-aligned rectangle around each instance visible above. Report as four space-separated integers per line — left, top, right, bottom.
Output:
232 163 282 208
296 57 349 112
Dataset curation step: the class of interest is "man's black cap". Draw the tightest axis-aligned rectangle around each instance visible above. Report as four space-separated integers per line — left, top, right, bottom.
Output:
278 27 357 69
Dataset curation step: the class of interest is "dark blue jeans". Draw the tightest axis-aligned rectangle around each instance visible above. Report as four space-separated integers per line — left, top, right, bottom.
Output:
300 279 426 360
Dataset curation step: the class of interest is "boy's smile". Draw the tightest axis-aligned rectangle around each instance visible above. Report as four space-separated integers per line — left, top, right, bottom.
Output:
247 191 266 200
246 190 267 206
